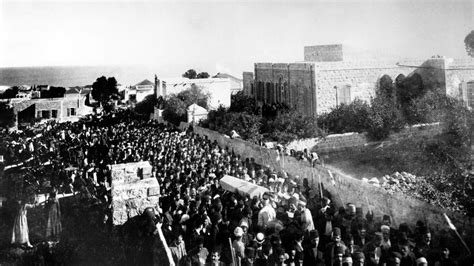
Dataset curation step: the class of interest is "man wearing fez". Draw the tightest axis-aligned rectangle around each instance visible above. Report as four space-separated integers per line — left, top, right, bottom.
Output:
325 227 348 266
354 223 370 247
413 227 434 265
304 229 324 266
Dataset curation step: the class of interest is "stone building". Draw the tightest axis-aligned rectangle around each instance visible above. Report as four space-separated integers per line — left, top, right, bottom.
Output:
243 44 474 116
10 87 93 124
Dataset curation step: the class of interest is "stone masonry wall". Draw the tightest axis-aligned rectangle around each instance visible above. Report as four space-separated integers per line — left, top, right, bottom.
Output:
110 161 160 225
286 123 442 154
181 123 470 236
243 72 254 96
304 44 343 62
254 63 317 116
315 65 413 114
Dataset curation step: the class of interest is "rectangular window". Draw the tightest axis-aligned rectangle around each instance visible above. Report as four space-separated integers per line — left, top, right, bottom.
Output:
51 110 58 118
337 85 352 105
42 110 50 119
468 82 474 109
67 108 76 116
36 111 42 118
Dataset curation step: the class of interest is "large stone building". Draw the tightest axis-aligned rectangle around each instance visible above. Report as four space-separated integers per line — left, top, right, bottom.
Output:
243 44 474 116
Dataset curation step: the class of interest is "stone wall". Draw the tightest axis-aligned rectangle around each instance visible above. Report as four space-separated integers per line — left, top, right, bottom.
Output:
110 161 160 225
250 47 474 118
315 62 414 114
286 123 442 154
243 72 254 96
184 123 470 235
304 44 343 62
254 62 317 116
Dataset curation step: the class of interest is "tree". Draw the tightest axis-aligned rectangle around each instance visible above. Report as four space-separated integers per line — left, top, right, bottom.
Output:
182 69 197 79
367 95 405 140
464 30 474 57
229 91 257 114
176 84 210 109
196 72 210 79
134 94 158 115
265 110 325 143
201 107 262 143
0 102 15 128
0 86 19 99
378 75 397 103
317 99 371 134
162 85 210 125
162 96 187 125
91 76 119 112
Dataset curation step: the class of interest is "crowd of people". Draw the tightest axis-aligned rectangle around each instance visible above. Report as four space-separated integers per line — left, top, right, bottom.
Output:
0 109 471 265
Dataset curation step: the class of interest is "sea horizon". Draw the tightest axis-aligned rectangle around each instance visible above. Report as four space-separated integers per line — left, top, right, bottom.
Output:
0 64 175 88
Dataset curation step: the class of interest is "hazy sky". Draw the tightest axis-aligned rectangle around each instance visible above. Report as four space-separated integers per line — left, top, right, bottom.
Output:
1 0 473 77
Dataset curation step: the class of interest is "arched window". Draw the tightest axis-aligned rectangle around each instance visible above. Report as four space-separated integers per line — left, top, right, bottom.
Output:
256 81 265 101
265 82 272 103
283 81 288 105
277 76 284 103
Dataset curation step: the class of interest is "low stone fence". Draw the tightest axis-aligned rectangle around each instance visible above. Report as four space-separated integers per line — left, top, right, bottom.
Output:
180 122 471 237
110 161 160 225
286 122 442 153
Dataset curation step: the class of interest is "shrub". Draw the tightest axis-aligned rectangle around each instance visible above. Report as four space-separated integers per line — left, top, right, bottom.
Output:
134 94 158 115
317 99 371 134
162 96 187 125
162 85 210 126
265 110 325 143
201 107 262 143
176 84 210 109
0 102 16 128
229 91 257 114
366 95 405 141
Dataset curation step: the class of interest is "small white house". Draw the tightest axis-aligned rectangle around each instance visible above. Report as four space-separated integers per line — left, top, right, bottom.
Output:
187 103 208 124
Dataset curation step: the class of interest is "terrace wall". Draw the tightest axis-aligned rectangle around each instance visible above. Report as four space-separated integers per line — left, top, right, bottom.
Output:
286 123 442 153
181 123 471 237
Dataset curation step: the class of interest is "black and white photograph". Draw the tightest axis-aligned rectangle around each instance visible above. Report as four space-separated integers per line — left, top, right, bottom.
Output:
0 0 473 265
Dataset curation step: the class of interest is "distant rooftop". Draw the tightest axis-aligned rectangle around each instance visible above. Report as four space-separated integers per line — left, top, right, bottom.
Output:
134 79 154 86
213 73 242 82
65 87 80 94
162 77 231 86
